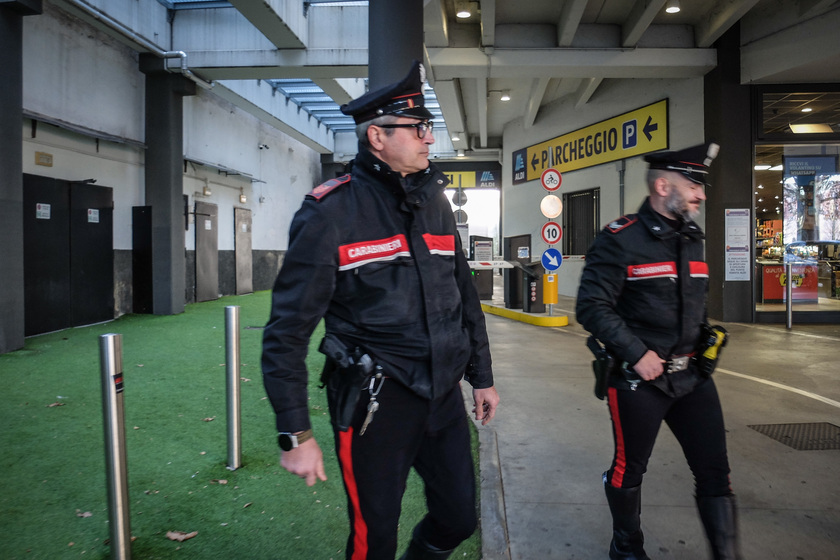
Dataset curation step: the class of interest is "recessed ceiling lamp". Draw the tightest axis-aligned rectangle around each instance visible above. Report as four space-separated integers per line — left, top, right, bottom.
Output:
456 149 465 157
451 133 461 142
665 0 681 14
789 123 833 133
500 90 511 101
456 1 471 18
802 107 813 112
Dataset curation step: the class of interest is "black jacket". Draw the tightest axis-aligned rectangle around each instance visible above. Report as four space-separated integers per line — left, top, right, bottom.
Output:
261 147 494 432
576 198 708 391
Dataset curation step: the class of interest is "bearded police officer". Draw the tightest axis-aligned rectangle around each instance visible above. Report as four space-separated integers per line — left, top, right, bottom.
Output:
262 60 500 560
576 143 741 560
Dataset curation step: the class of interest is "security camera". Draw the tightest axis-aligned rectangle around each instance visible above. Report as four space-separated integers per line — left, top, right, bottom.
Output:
259 144 269 150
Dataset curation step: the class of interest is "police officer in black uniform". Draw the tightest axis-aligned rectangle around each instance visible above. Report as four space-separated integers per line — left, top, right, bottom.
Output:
576 143 741 560
261 60 500 560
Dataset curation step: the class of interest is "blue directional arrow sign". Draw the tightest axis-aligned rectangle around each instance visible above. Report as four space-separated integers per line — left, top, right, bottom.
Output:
541 248 563 271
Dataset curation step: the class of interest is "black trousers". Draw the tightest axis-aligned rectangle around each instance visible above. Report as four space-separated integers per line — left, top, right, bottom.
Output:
333 380 477 560
605 376 732 497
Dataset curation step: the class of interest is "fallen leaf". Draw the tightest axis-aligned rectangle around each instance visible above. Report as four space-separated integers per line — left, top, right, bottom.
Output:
210 479 228 485
137 364 144 367
75 509 92 518
47 402 65 407
202 417 215 422
240 377 251 382
243 502 252 508
166 531 198 542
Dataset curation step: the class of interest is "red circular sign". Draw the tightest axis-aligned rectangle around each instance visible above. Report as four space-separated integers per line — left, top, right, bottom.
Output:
541 221 562 244
540 168 562 191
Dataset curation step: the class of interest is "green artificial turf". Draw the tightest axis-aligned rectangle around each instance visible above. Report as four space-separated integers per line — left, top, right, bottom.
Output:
0 291 481 559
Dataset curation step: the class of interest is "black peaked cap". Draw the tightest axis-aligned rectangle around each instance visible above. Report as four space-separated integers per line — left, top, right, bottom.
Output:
644 142 720 184
340 60 434 124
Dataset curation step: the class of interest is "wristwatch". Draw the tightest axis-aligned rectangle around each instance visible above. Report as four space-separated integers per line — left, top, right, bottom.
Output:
278 429 313 451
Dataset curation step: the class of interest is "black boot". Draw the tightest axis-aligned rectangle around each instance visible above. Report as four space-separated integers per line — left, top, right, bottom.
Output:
696 494 741 560
604 480 650 560
398 529 454 560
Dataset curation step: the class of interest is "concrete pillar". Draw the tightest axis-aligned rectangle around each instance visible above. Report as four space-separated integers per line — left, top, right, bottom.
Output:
139 54 196 315
704 23 754 322
0 1 42 354
368 0 424 89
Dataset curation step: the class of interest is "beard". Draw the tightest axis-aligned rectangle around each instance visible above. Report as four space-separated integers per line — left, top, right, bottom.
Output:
665 186 701 221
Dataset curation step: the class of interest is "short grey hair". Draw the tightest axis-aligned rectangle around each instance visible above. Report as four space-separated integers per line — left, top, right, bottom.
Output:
356 114 399 148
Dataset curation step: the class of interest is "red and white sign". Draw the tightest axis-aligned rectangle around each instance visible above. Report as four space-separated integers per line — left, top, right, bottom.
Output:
540 168 562 191
541 221 562 245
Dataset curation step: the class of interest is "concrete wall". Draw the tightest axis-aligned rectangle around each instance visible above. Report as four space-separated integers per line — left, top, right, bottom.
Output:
502 77 705 297
20 5 322 316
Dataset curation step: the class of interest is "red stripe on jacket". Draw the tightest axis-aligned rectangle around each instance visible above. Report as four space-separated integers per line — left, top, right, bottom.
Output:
338 234 411 271
422 233 456 256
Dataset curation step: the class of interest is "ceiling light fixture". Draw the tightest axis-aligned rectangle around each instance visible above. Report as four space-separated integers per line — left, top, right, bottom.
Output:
665 0 681 14
451 133 461 142
456 149 465 157
789 123 833 133
802 107 813 112
455 1 471 18
500 90 511 101
754 165 771 171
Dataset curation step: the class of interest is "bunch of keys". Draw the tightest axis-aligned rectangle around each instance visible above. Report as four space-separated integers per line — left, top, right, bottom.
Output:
359 366 385 435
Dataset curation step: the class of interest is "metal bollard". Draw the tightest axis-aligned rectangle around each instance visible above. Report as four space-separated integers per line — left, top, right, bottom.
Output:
225 306 242 470
99 334 131 560
786 262 793 330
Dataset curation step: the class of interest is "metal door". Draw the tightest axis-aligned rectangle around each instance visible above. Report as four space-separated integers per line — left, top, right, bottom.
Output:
70 183 114 327
195 201 219 302
23 174 71 335
234 207 253 295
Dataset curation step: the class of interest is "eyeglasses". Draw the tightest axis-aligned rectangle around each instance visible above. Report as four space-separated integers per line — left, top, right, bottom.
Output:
374 120 434 139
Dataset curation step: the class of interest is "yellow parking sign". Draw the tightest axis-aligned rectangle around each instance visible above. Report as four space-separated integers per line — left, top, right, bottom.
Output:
513 99 669 183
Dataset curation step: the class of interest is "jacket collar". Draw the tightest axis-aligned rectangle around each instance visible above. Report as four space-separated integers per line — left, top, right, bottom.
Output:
354 146 449 205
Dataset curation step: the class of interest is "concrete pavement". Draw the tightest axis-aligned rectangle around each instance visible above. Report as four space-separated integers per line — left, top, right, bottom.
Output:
472 295 840 560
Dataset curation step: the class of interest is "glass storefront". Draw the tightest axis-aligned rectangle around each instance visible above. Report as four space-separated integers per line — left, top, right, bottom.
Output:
754 146 840 313
753 88 840 317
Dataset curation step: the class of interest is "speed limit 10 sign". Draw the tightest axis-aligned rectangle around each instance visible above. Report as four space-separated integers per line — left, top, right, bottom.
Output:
541 221 562 244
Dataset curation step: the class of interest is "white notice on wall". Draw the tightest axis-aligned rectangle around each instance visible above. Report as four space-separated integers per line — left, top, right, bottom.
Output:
205 219 212 231
36 203 51 220
88 209 100 223
724 209 751 281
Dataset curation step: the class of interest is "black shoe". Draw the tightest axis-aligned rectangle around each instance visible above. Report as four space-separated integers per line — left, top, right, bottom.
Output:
398 531 454 560
696 494 741 560
604 478 650 560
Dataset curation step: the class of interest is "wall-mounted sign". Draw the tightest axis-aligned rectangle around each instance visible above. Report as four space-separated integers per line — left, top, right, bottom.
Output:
444 170 500 189
512 99 669 184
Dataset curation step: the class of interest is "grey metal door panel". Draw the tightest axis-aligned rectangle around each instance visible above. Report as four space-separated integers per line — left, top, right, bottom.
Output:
234 207 253 295
195 201 218 302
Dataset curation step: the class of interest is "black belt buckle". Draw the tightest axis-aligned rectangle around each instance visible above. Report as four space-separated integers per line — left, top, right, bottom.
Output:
666 355 690 374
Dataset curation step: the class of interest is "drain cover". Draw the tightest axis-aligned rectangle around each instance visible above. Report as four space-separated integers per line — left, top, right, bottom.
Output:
748 422 840 451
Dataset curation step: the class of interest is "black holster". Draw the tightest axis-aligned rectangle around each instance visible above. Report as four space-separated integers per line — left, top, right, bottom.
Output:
318 334 374 431
586 336 613 400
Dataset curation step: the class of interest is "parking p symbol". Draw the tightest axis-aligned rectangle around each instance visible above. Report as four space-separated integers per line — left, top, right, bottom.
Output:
623 120 637 149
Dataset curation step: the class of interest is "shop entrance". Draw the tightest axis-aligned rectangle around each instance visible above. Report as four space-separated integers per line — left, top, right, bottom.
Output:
754 144 840 319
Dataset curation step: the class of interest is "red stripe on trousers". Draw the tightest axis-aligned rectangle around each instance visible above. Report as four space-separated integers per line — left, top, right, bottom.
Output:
339 428 368 559
607 387 627 488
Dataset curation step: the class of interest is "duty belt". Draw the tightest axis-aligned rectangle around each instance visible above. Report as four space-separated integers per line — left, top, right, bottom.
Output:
665 353 695 374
